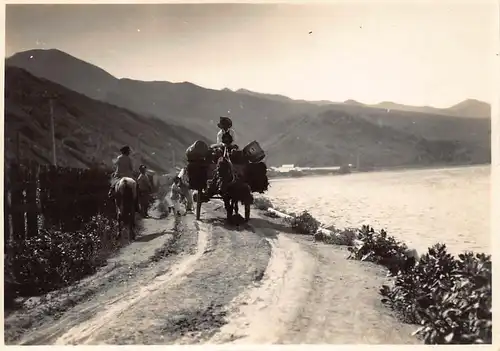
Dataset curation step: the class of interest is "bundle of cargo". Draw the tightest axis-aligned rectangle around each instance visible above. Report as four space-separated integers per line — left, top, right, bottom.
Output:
186 140 210 190
242 140 266 163
185 139 268 193
186 140 210 163
242 140 268 193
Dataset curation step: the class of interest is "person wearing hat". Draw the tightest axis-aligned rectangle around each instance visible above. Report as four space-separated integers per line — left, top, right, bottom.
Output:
108 145 136 199
216 116 237 147
137 164 153 217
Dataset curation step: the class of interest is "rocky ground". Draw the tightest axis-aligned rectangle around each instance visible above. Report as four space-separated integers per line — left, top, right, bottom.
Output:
4 202 419 345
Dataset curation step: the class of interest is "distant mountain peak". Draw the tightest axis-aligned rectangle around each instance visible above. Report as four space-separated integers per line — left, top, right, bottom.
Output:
344 99 364 106
447 99 491 118
7 48 116 79
449 98 489 108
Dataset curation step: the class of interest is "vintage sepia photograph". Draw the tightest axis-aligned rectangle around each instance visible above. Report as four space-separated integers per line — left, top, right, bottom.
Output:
3 1 493 345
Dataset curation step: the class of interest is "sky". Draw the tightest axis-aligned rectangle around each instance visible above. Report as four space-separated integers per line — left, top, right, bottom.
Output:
5 1 498 108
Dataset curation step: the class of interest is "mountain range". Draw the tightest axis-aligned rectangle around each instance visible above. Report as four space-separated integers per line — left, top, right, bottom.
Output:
5 48 491 169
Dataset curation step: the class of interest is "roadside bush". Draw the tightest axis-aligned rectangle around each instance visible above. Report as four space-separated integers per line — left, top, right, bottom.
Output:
289 170 304 178
347 225 413 275
388 248 491 344
322 227 358 246
4 215 118 298
348 226 492 344
286 210 320 234
253 195 274 210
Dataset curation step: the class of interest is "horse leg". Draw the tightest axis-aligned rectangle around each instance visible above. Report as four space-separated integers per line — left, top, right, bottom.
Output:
130 200 136 240
117 213 122 239
223 196 232 221
233 199 239 216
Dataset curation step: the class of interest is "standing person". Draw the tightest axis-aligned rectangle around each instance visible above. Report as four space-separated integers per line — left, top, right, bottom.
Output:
178 167 193 213
169 176 183 216
137 165 153 218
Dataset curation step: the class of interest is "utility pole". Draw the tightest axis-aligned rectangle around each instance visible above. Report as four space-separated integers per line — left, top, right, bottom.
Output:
49 98 57 166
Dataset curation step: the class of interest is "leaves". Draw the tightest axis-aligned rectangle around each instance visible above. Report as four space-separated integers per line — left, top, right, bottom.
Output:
4 215 118 297
347 226 491 344
289 211 320 235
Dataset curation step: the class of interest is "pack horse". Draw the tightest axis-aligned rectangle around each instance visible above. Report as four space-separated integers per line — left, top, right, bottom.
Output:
113 177 138 240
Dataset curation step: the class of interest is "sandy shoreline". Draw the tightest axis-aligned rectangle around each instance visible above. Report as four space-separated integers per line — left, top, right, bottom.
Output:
268 162 490 181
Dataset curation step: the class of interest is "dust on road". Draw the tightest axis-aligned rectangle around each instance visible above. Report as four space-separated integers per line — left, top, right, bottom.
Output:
5 203 419 345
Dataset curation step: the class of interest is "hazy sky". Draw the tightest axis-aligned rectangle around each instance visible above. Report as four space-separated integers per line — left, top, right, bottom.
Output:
5 2 498 107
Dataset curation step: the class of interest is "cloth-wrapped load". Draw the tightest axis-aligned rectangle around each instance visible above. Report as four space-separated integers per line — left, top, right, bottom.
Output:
229 150 247 165
186 140 210 162
245 161 269 193
187 162 209 190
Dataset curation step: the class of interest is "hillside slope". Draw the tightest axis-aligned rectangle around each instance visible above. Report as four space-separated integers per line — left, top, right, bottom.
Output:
369 99 490 119
6 49 323 146
4 66 209 171
6 49 491 167
263 109 488 167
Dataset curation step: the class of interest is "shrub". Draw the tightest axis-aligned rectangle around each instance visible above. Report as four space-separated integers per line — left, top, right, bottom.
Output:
348 226 492 345
286 210 320 235
289 170 304 178
322 227 358 246
4 215 118 299
253 196 273 210
396 249 491 344
347 225 412 275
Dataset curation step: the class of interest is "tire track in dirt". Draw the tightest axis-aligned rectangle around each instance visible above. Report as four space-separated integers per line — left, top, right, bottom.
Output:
53 217 208 345
81 203 273 345
210 212 420 344
14 210 200 345
210 222 318 344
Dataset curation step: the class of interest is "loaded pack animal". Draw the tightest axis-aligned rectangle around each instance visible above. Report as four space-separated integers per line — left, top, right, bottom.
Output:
214 146 253 223
113 177 138 240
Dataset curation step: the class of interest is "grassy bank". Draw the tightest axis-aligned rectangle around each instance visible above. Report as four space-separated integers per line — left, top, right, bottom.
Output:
252 196 492 345
4 215 131 313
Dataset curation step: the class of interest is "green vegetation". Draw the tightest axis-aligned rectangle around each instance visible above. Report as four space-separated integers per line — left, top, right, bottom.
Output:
257 197 492 344
284 210 320 235
253 195 274 211
4 215 120 306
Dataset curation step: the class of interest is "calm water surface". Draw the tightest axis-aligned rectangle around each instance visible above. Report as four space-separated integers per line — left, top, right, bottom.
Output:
267 166 490 255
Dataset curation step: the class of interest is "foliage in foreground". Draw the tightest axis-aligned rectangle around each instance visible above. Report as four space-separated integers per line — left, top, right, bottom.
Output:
253 195 274 211
285 210 320 234
256 202 492 344
347 226 492 345
320 226 358 246
4 215 119 300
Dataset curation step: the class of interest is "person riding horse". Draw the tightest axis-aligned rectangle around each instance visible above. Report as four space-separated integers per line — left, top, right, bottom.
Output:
109 145 139 212
216 116 238 150
203 117 239 201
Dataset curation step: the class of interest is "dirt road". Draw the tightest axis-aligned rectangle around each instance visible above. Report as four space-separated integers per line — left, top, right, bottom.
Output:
5 202 419 345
